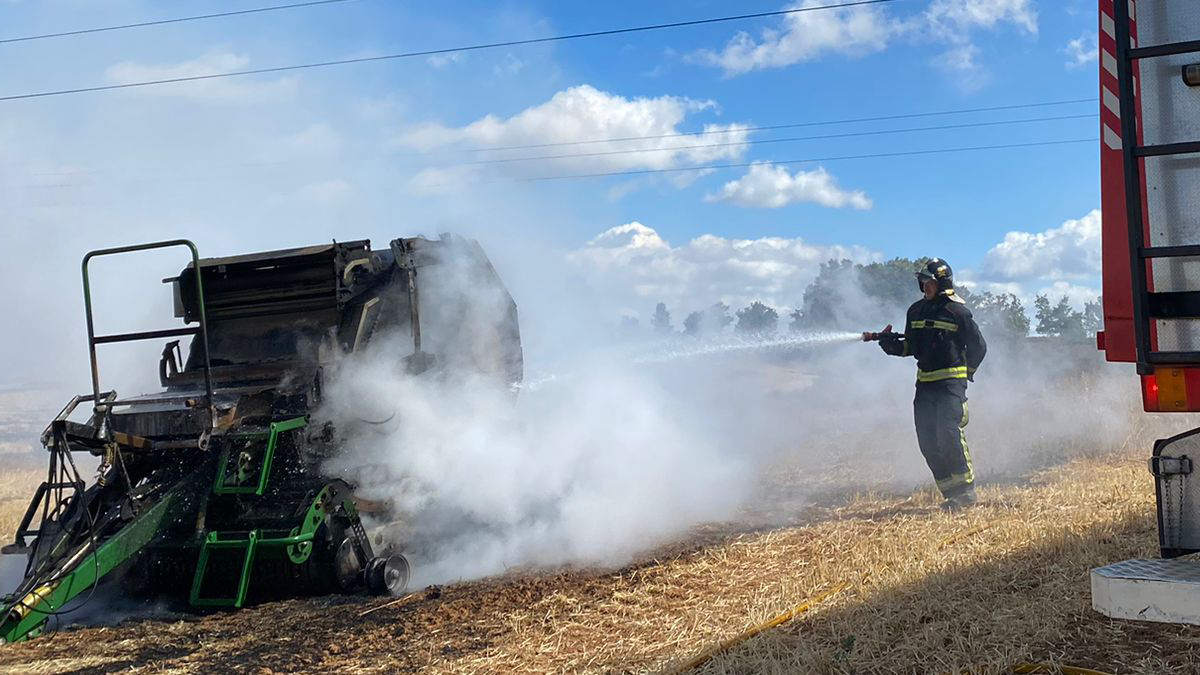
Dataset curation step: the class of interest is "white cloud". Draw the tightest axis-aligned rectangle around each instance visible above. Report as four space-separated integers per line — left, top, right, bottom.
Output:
922 0 1037 36
427 52 465 68
697 0 1036 84
919 0 1036 86
1034 280 1102 307
950 209 1104 312
279 123 340 154
695 0 890 75
296 178 352 204
935 43 982 75
587 222 670 251
104 50 298 102
393 84 750 192
405 165 477 196
979 209 1101 283
705 163 872 210
1065 33 1099 69
567 221 879 311
958 277 1102 315
605 179 644 202
492 53 526 77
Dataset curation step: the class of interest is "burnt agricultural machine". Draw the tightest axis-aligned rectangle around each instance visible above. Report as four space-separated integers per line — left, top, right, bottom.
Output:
0 236 522 642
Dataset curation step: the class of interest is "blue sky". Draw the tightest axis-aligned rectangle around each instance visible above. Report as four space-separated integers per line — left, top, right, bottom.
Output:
0 0 1105 384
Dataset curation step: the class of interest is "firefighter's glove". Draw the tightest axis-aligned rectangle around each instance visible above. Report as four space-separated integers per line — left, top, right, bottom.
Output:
878 333 904 356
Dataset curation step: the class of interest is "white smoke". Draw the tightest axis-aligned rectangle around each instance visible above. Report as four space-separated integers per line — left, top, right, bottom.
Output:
313 238 1174 590
318 339 756 586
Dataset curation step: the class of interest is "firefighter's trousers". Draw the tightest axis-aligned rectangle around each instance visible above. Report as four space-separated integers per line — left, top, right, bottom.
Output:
913 380 974 499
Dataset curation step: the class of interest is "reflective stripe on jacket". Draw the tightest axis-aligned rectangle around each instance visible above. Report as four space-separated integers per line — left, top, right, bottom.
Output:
889 291 987 383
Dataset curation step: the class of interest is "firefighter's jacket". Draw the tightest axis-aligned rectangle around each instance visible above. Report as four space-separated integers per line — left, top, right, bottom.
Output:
880 291 987 383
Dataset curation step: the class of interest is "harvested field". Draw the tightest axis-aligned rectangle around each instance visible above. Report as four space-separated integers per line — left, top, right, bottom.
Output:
0 470 43 541
0 389 57 465
0 437 1196 673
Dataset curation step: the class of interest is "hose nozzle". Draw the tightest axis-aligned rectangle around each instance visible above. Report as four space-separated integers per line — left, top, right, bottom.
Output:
861 324 894 342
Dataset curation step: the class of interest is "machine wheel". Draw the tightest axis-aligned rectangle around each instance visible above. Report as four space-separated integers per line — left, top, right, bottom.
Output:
365 554 410 595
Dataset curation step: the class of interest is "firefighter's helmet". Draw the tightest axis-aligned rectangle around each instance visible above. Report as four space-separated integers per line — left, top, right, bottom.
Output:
916 258 953 292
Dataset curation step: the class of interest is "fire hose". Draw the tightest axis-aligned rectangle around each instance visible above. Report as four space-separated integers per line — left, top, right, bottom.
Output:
666 581 850 674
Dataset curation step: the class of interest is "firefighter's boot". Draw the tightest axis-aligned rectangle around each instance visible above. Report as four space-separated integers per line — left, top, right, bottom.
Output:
939 488 977 512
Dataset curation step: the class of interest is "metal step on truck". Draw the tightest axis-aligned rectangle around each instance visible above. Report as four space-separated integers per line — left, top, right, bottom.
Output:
1091 0 1200 624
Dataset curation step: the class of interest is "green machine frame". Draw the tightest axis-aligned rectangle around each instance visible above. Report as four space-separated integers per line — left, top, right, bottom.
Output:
213 417 308 496
191 417 342 608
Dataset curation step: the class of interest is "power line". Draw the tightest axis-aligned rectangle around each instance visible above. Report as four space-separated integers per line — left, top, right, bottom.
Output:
453 114 1096 167
8 138 1099 196
0 0 903 103
0 0 357 45
8 99 1097 176
17 113 1097 179
518 138 1099 182
434 98 1100 155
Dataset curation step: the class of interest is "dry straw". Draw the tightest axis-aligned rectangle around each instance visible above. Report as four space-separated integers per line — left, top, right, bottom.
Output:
666 580 851 674
0 416 1198 672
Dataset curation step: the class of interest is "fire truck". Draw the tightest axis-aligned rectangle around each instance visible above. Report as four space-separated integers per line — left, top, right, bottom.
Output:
1090 0 1200 624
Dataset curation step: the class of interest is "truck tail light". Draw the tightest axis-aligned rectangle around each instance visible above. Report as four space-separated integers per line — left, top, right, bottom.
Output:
1141 368 1200 411
1143 373 1160 411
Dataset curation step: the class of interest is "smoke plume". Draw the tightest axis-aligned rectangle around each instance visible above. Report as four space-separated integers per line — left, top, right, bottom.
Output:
315 240 1170 589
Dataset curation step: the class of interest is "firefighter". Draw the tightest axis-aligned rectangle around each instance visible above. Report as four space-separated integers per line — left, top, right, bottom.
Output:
876 259 987 511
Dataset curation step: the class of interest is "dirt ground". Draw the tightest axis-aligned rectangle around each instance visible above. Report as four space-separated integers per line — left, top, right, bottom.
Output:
0 441 1196 674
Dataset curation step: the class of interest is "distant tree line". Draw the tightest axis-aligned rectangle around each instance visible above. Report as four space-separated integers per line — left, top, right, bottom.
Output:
640 257 1102 341
1032 295 1102 339
644 301 778 337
